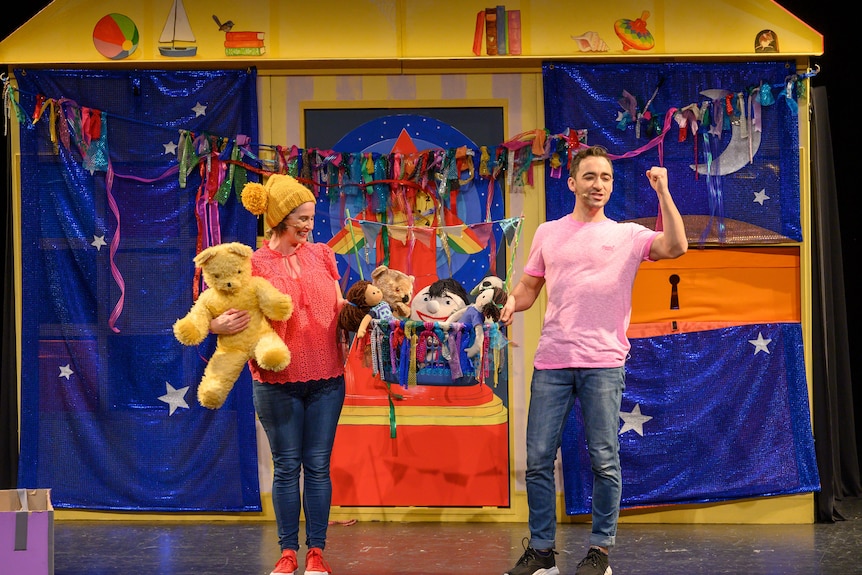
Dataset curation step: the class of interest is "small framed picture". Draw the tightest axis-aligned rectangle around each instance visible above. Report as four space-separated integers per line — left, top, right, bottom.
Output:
755 30 779 53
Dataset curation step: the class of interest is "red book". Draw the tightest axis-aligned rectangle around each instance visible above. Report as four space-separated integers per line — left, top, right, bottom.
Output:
507 10 521 55
485 8 498 56
224 39 265 48
472 11 485 56
224 31 265 41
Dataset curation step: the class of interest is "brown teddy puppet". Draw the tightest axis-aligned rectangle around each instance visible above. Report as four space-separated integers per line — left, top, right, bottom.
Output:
173 242 294 409
370 265 414 319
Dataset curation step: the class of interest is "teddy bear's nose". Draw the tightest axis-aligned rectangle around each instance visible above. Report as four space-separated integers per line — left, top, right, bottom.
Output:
401 295 409 303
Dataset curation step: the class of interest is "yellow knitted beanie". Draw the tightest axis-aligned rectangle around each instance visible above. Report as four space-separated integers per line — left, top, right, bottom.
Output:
241 174 315 229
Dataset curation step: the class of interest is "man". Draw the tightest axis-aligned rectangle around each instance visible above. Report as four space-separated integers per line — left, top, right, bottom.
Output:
500 145 687 575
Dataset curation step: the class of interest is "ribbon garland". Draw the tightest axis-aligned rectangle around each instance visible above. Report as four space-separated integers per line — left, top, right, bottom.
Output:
3 68 816 193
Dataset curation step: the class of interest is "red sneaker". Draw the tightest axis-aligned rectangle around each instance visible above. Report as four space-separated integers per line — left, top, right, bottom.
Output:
305 547 332 575
271 549 298 575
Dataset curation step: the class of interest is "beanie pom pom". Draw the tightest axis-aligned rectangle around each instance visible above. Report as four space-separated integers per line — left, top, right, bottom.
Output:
241 182 268 216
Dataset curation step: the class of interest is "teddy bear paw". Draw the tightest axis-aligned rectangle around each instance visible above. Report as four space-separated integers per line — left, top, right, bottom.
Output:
269 298 294 321
198 384 230 410
257 346 291 372
173 318 205 346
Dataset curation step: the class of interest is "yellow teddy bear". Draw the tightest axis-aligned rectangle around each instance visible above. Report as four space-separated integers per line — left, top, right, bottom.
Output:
173 242 293 409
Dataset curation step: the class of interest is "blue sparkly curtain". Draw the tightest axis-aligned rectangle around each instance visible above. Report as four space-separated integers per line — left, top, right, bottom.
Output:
15 69 261 511
543 61 801 244
561 324 820 514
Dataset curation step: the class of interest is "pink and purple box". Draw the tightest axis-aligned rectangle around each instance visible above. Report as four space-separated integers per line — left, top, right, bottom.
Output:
0 489 53 575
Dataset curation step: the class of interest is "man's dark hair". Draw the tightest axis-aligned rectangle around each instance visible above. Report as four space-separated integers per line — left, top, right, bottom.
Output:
568 145 612 178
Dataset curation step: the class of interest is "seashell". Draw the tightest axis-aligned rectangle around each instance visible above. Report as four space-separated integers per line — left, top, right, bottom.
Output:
571 31 609 52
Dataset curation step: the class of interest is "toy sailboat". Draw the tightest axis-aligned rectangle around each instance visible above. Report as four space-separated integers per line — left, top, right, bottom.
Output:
159 0 197 57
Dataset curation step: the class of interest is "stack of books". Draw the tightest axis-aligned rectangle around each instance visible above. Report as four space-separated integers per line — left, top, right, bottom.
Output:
224 31 265 56
473 6 520 56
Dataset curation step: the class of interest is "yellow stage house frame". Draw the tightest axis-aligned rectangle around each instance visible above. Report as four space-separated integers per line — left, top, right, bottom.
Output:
1 0 823 525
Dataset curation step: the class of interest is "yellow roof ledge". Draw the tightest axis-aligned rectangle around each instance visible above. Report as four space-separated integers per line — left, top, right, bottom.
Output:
1 0 822 68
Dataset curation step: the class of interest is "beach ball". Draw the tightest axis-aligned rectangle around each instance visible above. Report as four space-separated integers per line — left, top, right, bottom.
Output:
93 13 139 60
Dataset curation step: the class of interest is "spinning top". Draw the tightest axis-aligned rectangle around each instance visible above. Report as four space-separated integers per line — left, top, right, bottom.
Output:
614 11 655 51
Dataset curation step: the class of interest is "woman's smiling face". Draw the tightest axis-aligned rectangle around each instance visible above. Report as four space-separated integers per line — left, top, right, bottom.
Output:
283 202 315 244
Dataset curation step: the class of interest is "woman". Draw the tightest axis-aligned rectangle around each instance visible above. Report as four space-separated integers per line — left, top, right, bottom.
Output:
212 173 345 575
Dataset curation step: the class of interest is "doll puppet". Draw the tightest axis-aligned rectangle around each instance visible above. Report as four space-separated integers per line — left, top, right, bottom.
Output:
338 280 393 341
445 284 508 357
409 277 470 323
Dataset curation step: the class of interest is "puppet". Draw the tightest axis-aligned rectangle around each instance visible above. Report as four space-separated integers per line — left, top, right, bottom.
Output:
445 285 508 357
409 277 470 323
371 264 415 319
469 274 505 298
338 280 392 342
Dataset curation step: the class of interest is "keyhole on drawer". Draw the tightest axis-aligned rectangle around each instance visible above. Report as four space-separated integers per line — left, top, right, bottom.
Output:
669 274 680 310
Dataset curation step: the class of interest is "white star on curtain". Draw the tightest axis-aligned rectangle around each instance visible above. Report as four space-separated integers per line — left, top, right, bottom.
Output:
619 403 653 436
159 382 190 415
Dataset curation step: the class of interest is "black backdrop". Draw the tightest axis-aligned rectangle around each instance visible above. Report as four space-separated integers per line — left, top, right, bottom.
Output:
2 3 859 515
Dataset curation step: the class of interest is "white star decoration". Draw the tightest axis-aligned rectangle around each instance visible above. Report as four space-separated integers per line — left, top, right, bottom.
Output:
91 235 107 251
619 403 652 436
753 189 770 205
192 102 207 117
163 141 178 155
748 332 772 355
58 364 73 379
159 382 190 415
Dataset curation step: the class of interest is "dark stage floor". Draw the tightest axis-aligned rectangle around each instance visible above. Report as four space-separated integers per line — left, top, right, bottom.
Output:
51 497 862 575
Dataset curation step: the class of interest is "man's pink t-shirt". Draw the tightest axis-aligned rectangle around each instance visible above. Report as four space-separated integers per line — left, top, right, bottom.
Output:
250 241 344 384
523 216 658 369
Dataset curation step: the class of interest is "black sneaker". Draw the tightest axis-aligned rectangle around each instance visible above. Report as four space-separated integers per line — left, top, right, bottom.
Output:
503 537 560 575
575 547 612 575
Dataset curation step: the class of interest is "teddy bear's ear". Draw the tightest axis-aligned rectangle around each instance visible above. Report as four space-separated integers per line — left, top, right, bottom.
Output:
225 242 253 259
371 265 389 281
193 245 217 268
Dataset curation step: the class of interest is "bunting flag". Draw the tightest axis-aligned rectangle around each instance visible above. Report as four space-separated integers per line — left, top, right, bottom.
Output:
440 206 484 254
328 215 369 255
561 323 820 514
16 69 261 511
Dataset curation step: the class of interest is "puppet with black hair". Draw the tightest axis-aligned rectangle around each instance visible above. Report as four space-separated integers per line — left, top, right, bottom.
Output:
409 277 470 323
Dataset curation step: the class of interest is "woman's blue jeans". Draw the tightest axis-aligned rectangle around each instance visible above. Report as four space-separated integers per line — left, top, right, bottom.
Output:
526 367 625 551
253 378 345 551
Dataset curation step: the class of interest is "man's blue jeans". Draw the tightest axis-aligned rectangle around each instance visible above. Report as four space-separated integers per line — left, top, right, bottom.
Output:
253 378 345 551
526 367 625 551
